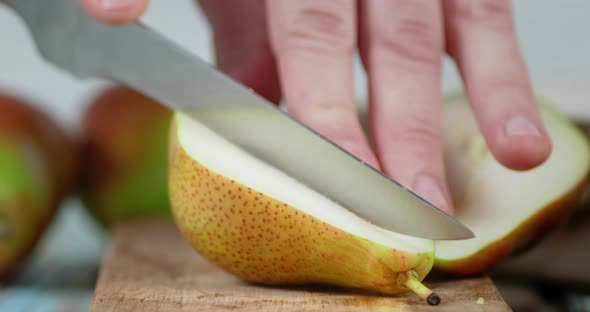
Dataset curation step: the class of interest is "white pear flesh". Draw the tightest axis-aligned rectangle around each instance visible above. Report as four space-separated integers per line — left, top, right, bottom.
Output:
435 95 590 273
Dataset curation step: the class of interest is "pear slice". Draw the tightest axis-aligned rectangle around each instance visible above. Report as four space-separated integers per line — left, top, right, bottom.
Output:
168 112 440 304
434 94 590 274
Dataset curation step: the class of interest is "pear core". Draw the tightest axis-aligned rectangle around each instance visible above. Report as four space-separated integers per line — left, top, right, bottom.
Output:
175 113 432 254
434 95 590 271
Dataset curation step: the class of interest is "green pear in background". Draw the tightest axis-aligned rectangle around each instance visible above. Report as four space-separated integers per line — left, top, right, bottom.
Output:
0 93 78 278
80 86 172 226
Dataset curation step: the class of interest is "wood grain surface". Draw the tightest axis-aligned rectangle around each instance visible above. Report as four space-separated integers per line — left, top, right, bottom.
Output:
91 220 511 311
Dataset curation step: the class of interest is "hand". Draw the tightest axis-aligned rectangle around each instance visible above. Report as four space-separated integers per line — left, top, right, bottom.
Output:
81 0 552 215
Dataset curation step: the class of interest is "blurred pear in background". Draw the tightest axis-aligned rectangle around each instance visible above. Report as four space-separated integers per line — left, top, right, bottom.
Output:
0 91 78 279
79 86 172 226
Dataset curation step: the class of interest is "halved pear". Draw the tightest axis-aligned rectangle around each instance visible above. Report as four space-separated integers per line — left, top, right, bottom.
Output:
435 94 590 274
168 111 440 304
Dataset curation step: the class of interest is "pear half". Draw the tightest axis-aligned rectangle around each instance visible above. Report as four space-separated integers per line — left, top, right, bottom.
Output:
435 94 590 274
168 112 440 304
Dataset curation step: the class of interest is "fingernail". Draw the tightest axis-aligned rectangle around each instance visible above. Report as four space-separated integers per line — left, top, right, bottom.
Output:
414 175 449 212
101 0 136 10
505 115 541 137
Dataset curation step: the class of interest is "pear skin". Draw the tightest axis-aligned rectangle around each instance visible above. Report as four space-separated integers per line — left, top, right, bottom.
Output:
168 115 439 303
81 86 172 225
0 93 77 279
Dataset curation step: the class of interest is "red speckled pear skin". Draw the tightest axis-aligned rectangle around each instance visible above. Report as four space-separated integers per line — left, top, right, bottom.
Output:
167 120 434 296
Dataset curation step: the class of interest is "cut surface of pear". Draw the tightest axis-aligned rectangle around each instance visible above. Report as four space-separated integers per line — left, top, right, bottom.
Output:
168 112 439 302
435 95 590 274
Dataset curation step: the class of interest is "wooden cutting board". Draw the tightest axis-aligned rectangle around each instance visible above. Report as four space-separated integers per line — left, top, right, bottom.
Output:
90 220 511 311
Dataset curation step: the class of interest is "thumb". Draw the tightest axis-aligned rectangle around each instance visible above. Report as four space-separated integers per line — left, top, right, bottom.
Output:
80 0 148 24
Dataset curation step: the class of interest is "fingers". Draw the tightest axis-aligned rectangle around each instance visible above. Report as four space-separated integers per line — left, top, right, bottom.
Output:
198 0 281 104
444 0 552 170
267 0 379 168
359 0 453 214
79 0 148 24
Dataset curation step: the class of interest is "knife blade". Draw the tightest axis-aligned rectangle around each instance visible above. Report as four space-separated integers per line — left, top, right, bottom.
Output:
1 0 474 240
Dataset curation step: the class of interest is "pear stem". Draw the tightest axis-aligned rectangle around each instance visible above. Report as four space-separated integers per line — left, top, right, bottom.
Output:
403 270 440 306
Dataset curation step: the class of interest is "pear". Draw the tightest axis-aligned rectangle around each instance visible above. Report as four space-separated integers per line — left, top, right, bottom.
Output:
434 94 590 274
0 93 77 278
168 111 440 304
80 86 172 225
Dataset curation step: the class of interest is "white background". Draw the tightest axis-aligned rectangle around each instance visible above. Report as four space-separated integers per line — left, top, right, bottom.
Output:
0 0 589 130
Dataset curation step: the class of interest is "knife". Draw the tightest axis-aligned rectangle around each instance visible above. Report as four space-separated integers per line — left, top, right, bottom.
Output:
1 0 474 240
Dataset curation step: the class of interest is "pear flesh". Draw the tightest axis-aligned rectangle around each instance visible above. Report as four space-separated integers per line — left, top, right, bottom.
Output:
435 95 590 274
168 112 439 303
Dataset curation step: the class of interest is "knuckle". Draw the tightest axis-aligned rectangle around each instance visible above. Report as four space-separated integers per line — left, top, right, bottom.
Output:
291 101 335 120
394 114 441 149
291 100 352 125
448 0 513 30
374 15 442 66
282 3 355 54
482 76 531 99
289 102 360 142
